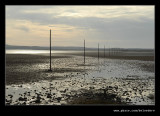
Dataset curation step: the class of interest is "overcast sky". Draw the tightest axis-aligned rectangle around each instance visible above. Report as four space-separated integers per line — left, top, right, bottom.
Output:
6 5 154 48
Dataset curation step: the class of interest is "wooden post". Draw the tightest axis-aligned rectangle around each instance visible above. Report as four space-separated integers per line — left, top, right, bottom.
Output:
49 29 52 71
84 39 85 64
104 45 105 58
98 43 99 61
113 48 114 56
109 47 110 57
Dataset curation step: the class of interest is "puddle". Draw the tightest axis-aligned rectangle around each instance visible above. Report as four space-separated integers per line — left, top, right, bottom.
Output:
6 56 155 105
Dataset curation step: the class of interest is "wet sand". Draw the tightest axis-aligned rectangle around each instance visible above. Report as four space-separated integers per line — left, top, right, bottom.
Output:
56 51 154 61
5 52 155 105
6 54 74 85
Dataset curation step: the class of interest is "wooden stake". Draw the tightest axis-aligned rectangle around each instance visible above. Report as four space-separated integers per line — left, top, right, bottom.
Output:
98 43 99 61
49 29 52 71
84 39 85 64
104 45 105 58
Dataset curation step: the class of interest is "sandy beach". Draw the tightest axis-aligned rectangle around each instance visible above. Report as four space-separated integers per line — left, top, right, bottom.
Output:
5 5 155 109
5 52 155 105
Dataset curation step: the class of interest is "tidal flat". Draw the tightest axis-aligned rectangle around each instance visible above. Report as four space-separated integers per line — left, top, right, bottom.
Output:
5 53 155 105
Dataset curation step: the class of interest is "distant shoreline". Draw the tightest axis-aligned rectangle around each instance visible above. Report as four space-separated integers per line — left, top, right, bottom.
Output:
6 44 154 51
6 49 154 61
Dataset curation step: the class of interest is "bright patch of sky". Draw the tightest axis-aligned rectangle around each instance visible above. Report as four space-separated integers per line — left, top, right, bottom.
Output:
6 5 154 48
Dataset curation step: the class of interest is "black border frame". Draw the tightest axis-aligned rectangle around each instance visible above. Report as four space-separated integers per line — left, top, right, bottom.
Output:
1 0 159 113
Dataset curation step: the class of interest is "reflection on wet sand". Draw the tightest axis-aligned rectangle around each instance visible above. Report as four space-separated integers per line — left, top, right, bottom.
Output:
5 53 154 105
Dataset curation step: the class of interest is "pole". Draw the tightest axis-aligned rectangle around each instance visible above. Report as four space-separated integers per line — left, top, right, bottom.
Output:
84 39 85 64
104 45 105 58
113 48 114 56
98 43 99 61
109 47 110 57
49 29 52 71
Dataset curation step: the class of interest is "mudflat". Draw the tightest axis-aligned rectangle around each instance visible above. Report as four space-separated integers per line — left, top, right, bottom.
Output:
5 52 155 105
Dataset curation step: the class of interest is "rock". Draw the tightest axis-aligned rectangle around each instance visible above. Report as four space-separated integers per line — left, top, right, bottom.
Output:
19 97 27 101
56 97 62 102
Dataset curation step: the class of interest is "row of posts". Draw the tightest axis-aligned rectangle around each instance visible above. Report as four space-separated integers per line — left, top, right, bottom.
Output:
83 39 124 64
49 30 125 71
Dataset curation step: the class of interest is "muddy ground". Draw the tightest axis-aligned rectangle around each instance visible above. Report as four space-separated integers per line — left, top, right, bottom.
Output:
5 53 155 105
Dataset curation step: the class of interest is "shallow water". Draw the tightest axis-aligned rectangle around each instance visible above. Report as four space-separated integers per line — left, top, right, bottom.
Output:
6 49 76 54
5 56 155 105
6 49 154 56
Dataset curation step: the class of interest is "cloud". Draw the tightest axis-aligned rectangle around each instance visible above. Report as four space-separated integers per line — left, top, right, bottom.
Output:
6 5 154 27
17 26 30 32
5 5 154 48
6 5 154 21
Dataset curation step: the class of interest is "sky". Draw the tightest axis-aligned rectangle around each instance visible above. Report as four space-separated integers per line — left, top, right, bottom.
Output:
6 5 154 48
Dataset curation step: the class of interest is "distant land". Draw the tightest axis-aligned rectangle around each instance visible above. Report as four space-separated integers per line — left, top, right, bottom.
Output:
6 44 154 52
6 44 88 51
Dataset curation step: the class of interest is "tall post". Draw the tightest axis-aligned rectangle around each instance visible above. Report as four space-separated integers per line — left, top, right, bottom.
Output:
108 47 110 57
112 48 114 56
104 45 105 58
84 39 85 64
49 29 52 71
113 48 114 56
98 43 99 61
115 48 116 56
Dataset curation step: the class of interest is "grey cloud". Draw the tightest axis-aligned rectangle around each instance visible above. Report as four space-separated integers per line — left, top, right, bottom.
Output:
18 26 30 32
65 9 77 13
8 12 154 47
6 6 154 48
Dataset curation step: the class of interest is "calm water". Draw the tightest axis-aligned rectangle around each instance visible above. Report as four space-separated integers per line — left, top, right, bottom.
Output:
6 49 154 56
6 49 79 54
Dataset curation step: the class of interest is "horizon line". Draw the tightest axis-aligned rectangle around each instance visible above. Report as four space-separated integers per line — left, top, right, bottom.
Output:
6 44 154 49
